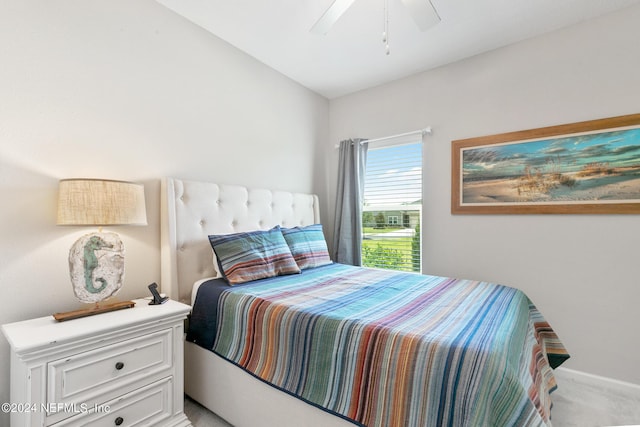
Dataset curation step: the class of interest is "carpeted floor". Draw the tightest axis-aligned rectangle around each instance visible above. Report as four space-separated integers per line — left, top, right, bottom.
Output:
184 396 231 427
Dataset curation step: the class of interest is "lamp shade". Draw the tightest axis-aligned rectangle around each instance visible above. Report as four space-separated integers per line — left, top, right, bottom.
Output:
57 179 147 226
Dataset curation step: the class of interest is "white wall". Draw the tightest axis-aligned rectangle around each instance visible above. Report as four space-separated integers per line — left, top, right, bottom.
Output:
0 1 328 422
327 5 640 385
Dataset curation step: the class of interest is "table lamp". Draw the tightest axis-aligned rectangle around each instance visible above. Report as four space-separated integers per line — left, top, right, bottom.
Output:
54 178 147 321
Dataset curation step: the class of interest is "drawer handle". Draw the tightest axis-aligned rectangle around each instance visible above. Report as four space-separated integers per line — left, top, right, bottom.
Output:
115 362 124 370
115 416 124 425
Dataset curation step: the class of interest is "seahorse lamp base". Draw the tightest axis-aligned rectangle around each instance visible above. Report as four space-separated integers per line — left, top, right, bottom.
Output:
68 231 125 303
55 231 133 321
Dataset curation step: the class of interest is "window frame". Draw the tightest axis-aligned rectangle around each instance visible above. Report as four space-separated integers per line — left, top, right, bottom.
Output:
361 136 423 273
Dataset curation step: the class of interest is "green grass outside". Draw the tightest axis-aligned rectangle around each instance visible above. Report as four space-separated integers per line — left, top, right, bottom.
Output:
362 236 412 251
362 236 417 271
362 227 403 234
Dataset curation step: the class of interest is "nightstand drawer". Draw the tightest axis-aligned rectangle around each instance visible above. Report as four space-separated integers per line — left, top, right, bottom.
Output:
47 329 172 413
56 377 173 426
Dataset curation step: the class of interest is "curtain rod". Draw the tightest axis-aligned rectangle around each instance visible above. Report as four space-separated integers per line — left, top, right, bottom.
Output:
335 127 432 148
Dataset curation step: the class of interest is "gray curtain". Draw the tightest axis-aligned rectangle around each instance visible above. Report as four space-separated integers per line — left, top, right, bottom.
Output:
332 138 368 265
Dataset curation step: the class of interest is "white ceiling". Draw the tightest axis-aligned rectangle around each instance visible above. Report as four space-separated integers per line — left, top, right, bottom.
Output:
154 0 640 99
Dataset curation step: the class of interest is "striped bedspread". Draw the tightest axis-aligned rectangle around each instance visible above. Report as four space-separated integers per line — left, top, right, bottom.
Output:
211 263 569 427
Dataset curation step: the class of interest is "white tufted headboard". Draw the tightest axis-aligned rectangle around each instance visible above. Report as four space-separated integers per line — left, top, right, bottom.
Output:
160 178 321 304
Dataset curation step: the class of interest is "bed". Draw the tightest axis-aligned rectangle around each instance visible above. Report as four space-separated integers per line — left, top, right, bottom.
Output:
160 177 569 427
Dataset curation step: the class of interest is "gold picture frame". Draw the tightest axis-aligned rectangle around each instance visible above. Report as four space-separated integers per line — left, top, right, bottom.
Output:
451 113 640 214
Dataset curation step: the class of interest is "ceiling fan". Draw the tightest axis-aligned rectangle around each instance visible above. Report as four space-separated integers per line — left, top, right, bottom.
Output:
310 0 441 35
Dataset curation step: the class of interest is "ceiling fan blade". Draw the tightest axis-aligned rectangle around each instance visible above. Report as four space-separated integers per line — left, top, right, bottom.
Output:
310 0 357 35
400 0 440 31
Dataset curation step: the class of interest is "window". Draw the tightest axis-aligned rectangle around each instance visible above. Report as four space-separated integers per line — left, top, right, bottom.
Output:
362 138 422 272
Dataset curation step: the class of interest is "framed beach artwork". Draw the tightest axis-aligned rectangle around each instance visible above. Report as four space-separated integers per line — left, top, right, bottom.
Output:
451 113 640 214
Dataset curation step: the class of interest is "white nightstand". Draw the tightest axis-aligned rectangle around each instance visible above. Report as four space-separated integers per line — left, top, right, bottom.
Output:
2 299 192 427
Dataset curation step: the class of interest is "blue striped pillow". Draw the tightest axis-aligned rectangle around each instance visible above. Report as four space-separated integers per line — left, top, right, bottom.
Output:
281 224 332 270
209 226 300 285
